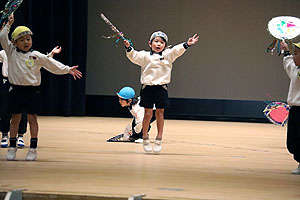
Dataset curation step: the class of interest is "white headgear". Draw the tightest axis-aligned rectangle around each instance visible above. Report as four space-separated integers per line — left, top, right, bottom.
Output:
150 31 168 43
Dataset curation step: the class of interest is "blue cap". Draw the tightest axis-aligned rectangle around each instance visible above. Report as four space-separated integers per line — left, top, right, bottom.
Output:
117 87 135 99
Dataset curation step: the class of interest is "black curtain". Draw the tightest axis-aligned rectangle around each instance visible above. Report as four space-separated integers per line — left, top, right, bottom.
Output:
5 0 87 116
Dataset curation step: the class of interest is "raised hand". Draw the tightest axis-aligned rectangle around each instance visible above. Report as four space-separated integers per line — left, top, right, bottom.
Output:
124 40 131 48
49 46 62 58
8 13 14 26
280 41 289 51
187 34 199 46
51 46 62 55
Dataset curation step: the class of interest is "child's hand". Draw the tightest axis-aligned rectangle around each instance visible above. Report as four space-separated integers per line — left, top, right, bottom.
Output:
280 41 289 51
187 34 199 46
48 46 62 58
8 13 14 26
51 46 62 55
69 65 82 80
124 40 130 48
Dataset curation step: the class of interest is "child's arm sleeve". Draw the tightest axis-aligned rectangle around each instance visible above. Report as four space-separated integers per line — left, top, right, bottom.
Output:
166 43 187 63
34 52 70 74
126 47 146 66
0 50 5 63
133 106 144 133
0 24 14 57
283 55 296 78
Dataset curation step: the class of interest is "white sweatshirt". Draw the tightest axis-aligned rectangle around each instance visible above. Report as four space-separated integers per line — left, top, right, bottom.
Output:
0 50 8 77
126 43 187 85
283 55 300 106
129 98 144 133
0 24 70 86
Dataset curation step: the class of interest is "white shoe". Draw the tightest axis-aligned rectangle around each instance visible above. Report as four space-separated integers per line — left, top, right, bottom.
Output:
6 147 17 161
1 136 9 148
291 164 300 175
17 137 25 148
26 148 37 161
153 140 162 154
134 138 143 143
143 139 152 152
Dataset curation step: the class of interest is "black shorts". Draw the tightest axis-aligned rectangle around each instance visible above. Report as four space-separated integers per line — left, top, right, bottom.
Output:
7 85 41 114
139 85 169 109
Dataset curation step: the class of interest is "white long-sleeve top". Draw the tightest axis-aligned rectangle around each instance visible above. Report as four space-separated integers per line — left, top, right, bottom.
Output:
0 50 8 77
126 43 187 85
128 97 144 133
283 55 300 106
0 24 70 86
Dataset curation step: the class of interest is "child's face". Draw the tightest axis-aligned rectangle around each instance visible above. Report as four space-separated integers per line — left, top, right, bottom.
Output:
13 34 32 52
293 47 300 66
119 98 131 107
149 37 166 53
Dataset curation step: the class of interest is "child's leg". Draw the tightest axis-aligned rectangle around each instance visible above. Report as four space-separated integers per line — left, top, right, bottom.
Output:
17 114 27 148
10 114 22 142
27 114 38 148
155 109 164 140
0 113 11 148
26 114 38 161
18 113 28 136
142 108 153 139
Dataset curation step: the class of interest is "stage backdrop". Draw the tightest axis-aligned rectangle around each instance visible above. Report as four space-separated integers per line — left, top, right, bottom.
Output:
86 0 300 101
85 0 300 121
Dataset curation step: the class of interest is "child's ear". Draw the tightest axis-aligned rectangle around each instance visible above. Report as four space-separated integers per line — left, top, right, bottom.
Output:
128 99 132 104
148 41 152 47
12 40 16 45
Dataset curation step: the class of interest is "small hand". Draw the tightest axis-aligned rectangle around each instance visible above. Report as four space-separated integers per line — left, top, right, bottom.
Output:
187 34 199 46
49 46 62 58
69 65 82 80
8 13 14 26
280 41 289 51
124 40 130 48
51 46 62 55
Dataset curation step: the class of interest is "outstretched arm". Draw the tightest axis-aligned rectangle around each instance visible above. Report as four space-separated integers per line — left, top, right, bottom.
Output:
69 65 82 80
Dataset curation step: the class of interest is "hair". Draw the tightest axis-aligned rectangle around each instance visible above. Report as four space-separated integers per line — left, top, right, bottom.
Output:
130 97 139 105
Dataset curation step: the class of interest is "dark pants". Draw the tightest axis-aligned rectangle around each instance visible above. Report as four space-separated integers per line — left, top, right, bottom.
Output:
287 106 300 163
0 77 27 135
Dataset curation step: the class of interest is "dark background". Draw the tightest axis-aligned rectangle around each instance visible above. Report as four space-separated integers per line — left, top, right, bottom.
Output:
5 0 87 116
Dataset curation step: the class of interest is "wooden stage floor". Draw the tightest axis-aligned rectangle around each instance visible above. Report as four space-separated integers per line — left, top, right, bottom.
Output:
0 116 299 200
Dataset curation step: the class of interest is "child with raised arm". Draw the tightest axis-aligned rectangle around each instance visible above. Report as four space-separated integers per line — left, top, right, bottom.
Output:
280 41 300 174
0 14 82 161
0 46 62 148
124 31 199 153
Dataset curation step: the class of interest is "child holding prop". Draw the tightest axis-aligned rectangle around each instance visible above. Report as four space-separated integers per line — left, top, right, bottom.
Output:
124 31 199 154
0 14 82 161
280 41 300 174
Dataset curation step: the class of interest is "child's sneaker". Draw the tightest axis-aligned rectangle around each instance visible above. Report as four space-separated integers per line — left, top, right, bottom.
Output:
153 139 162 154
1 136 9 148
291 164 300 175
26 148 37 161
134 138 143 143
143 139 152 152
17 137 25 148
6 147 17 161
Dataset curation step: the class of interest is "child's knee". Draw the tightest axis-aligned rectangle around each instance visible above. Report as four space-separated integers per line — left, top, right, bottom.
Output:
27 114 37 123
